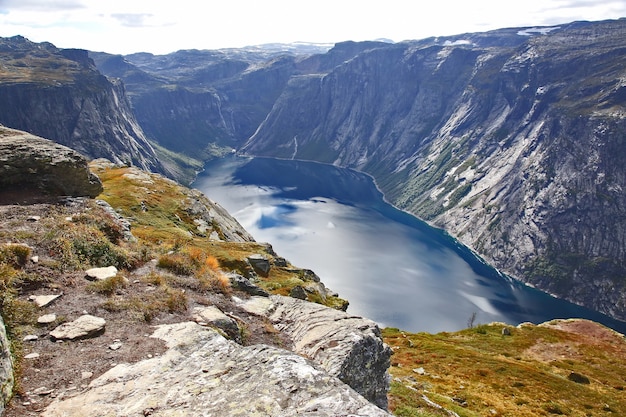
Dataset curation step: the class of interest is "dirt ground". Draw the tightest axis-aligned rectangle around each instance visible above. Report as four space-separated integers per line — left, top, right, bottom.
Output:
0 201 290 417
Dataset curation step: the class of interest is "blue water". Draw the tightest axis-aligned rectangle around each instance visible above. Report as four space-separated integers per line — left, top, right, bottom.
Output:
194 156 626 334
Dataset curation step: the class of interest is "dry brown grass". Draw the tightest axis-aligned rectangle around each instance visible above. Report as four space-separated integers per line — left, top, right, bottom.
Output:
384 321 626 417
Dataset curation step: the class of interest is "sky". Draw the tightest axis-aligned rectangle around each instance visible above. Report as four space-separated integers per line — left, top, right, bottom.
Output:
0 0 624 55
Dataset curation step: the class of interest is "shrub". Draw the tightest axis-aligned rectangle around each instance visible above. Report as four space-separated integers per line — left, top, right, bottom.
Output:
1 297 38 327
163 287 187 313
0 244 32 268
73 211 125 243
87 274 127 295
39 224 137 270
101 285 188 322
544 401 568 415
0 263 17 294
72 236 132 268
196 256 231 294
157 253 194 275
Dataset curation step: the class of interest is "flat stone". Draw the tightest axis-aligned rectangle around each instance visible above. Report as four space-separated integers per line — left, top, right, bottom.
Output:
108 342 122 351
29 294 61 308
238 296 275 316
33 387 54 396
37 314 57 324
49 315 106 341
85 266 118 281
24 353 40 359
23 335 38 342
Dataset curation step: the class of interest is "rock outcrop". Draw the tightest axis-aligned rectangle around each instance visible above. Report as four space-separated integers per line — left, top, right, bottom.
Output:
0 315 13 416
42 322 391 417
0 127 103 199
239 295 392 409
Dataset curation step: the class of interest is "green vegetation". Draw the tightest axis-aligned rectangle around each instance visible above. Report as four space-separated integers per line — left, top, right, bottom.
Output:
392 137 477 220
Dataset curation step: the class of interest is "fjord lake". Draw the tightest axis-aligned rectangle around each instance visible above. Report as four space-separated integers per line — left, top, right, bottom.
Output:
194 156 626 334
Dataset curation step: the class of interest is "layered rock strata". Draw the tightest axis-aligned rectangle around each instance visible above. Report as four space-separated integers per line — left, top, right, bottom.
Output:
42 322 391 417
0 127 102 199
239 295 392 409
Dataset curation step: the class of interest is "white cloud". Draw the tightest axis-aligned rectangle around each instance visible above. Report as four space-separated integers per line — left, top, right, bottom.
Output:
0 0 84 12
0 0 624 54
110 13 157 28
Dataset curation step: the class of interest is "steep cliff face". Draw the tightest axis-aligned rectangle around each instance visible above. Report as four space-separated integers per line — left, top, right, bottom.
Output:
91 50 298 157
0 36 165 174
89 43 381 161
241 20 626 321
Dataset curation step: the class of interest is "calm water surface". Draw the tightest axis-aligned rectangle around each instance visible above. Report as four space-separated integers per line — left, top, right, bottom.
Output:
194 156 626 334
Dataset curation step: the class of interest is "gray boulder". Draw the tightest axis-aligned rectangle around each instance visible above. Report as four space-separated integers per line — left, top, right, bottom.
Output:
248 253 271 275
42 322 391 417
239 295 392 409
227 272 269 297
192 306 241 342
0 127 102 198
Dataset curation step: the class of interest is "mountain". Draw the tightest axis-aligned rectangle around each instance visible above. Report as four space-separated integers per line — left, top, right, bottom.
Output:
237 19 626 323
89 41 391 183
92 19 626 323
0 35 165 174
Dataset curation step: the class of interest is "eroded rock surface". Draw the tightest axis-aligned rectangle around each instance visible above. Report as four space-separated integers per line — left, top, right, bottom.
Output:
239 295 392 409
42 322 391 417
0 128 102 198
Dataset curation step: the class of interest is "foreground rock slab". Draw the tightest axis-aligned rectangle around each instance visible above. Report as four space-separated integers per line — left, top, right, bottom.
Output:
42 322 391 417
239 295 392 409
29 294 61 308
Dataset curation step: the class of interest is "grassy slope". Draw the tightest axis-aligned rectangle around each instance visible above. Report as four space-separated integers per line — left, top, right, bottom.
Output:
93 163 347 309
384 321 626 417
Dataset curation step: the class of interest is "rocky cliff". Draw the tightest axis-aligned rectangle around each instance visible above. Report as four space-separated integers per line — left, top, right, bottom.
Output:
0 36 165 174
240 19 626 322
89 42 384 184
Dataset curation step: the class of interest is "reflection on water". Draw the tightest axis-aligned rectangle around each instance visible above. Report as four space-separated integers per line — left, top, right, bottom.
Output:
194 156 626 334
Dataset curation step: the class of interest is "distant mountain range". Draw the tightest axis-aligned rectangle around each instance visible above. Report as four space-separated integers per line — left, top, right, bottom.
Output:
1 18 625 323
